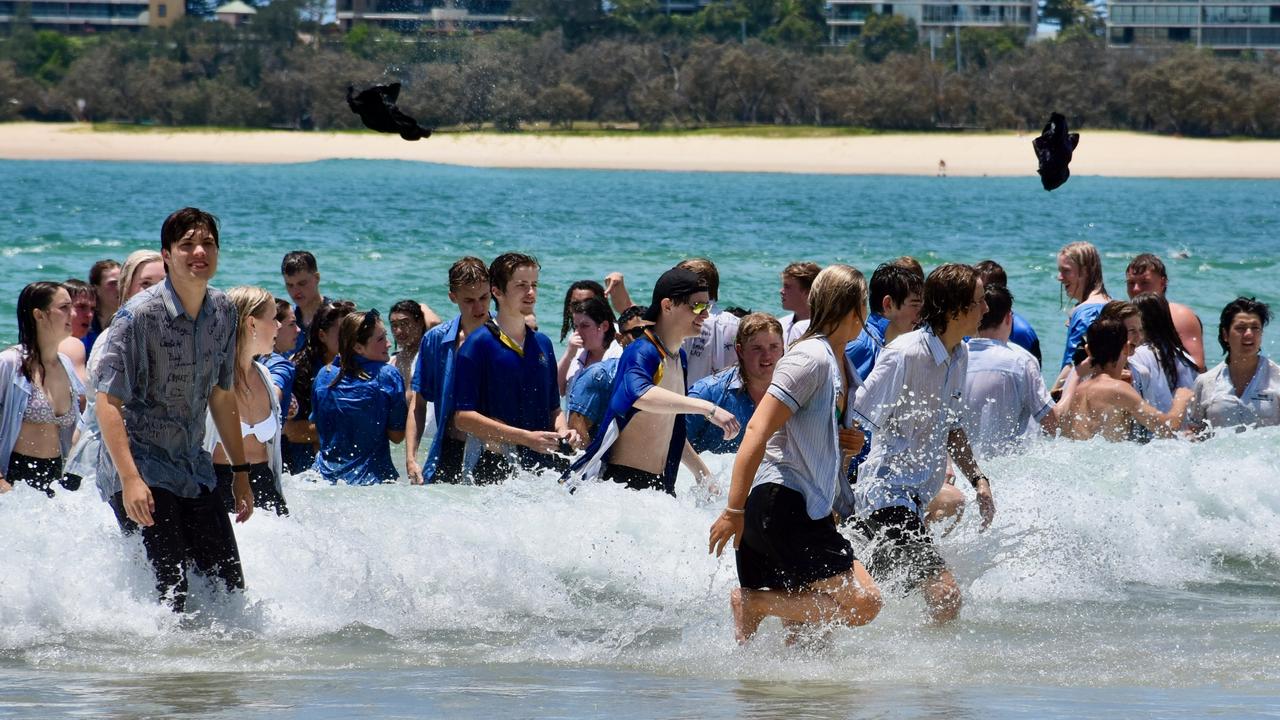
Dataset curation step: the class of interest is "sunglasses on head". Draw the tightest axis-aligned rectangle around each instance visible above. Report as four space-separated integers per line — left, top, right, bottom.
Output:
358 307 380 331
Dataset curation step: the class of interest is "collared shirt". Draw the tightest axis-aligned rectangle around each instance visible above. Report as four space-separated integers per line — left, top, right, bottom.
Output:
82 314 104 356
453 322 560 469
779 313 810 345
1061 302 1105 368
1009 311 1042 366
851 325 968 519
412 315 467 483
0 348 85 477
845 312 890 382
686 366 757 454
754 336 848 521
1189 357 1280 430
565 357 619 440
94 279 236 499
682 304 740 385
963 337 1053 457
260 352 295 424
1129 344 1198 413
565 343 623 391
311 356 407 485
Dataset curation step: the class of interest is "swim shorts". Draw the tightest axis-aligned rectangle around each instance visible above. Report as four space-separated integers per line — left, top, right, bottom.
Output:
735 482 855 592
856 505 947 593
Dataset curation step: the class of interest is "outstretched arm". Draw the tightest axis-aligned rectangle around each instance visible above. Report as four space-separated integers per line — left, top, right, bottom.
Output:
947 427 994 529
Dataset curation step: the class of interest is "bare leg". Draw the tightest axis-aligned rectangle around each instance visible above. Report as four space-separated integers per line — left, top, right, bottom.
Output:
730 562 882 645
925 483 965 528
922 568 962 624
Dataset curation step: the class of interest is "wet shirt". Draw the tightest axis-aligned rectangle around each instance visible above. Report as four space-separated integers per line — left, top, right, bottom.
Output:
682 305 739 385
453 322 559 467
260 352 295 424
291 295 332 356
754 336 848 521
1189 357 1280 430
1061 302 1105 369
1130 344 1198 412
779 313 810 346
1009 311 1042 366
412 315 469 483
311 357 407 485
851 326 968 519
686 366 756 454
0 348 84 478
963 337 1053 456
565 357 619 439
845 312 890 382
94 279 236 499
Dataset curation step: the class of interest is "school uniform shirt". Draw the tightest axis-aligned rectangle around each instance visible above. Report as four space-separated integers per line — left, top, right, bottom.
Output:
565 357 620 440
291 295 333 356
1009 311 1042 367
845 312 890 382
753 336 850 521
452 322 560 469
1189 357 1280 430
260 352 295 424
962 337 1053 457
0 348 85 477
682 304 739 385
94 279 237 499
851 325 968 520
311 357 407 485
1061 302 1105 369
564 334 688 494
564 343 623 391
779 313 810 346
412 315 465 483
1129 344 1198 413
686 366 756 454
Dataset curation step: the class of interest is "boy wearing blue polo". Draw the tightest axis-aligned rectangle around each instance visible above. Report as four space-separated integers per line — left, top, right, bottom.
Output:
452 253 577 484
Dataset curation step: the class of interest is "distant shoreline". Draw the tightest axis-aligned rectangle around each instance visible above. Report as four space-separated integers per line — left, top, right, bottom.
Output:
3 122 1280 179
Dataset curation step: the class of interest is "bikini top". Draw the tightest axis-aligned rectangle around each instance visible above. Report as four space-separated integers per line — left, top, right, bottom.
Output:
240 411 279 444
23 383 76 430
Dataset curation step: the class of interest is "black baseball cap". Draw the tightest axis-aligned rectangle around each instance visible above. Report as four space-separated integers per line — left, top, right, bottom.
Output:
643 267 708 322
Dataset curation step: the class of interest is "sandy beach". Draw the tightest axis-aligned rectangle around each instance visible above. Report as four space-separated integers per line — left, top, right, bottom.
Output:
1 122 1278 178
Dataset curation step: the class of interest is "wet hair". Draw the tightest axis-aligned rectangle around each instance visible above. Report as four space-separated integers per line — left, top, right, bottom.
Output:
281 250 318 276
870 262 924 316
974 259 1008 288
15 282 64 383
119 250 163 302
294 300 356 410
978 284 1013 332
1126 253 1168 280
1133 292 1196 394
1058 241 1107 303
225 286 275 389
569 296 616 349
390 299 425 325
677 258 721 301
920 263 980 335
274 297 292 323
89 259 120 288
801 264 867 342
448 256 490 292
161 207 219 253
331 309 382 387
617 305 648 327
893 256 925 279
735 312 784 352
1218 297 1271 358
62 278 95 303
561 280 605 341
488 253 539 309
781 262 822 291
1085 317 1128 368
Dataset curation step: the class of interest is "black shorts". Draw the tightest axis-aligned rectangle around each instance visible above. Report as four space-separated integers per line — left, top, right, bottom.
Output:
214 463 289 516
856 505 948 593
110 486 245 612
472 448 570 485
432 436 467 484
7 451 78 497
735 483 855 592
603 463 672 496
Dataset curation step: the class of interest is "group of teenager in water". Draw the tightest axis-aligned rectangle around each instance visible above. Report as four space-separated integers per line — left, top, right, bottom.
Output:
1 208 1275 642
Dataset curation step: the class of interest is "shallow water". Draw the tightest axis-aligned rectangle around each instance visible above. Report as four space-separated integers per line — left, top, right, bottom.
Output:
2 161 1280 716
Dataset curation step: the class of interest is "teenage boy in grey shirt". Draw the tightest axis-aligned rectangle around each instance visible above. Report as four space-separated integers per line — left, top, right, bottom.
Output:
96 207 255 612
851 263 996 625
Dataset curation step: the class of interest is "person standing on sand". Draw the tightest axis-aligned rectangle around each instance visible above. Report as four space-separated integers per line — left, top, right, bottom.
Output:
850 263 995 625
95 207 254 612
708 265 882 645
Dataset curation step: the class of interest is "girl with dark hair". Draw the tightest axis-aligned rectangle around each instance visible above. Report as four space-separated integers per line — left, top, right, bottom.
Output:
311 310 408 485
0 282 86 496
1188 297 1280 432
557 296 617 395
283 299 354 474
560 280 605 342
1131 292 1199 411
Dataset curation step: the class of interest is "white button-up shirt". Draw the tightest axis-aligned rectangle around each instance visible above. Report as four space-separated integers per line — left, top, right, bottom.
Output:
1189 357 1280 430
682 304 740 385
962 337 1053 457
851 326 968 519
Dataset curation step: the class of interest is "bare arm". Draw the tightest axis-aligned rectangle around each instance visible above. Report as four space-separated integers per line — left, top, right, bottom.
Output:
1171 305 1206 372
634 384 741 440
454 409 560 455
1123 386 1193 436
947 426 994 529
404 391 427 483
1040 365 1080 434
209 387 253 523
603 272 634 313
708 394 792 556
568 412 592 448
97 391 151 525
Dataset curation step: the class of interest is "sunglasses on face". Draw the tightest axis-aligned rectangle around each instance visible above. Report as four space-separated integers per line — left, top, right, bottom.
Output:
688 301 711 315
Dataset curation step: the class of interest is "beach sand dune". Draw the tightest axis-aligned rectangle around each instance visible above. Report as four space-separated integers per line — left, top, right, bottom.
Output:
1 122 1277 178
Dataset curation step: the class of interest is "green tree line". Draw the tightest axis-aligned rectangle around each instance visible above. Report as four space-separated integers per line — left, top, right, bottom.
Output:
2 0 1279 137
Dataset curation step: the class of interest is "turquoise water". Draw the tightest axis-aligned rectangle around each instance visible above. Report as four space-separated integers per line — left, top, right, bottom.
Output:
2 160 1280 717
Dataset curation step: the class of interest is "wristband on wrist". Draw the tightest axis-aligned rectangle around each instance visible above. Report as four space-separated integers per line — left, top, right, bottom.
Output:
970 473 989 488
704 402 716 419
723 506 745 515
230 463 252 474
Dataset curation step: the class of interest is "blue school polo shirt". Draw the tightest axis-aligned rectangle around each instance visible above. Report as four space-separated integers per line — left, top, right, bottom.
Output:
260 352 295 424
1009 311 1042 367
311 357 407 485
845 312 890 382
686 366 756 454
412 314 465 483
452 322 560 467
565 357 620 440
